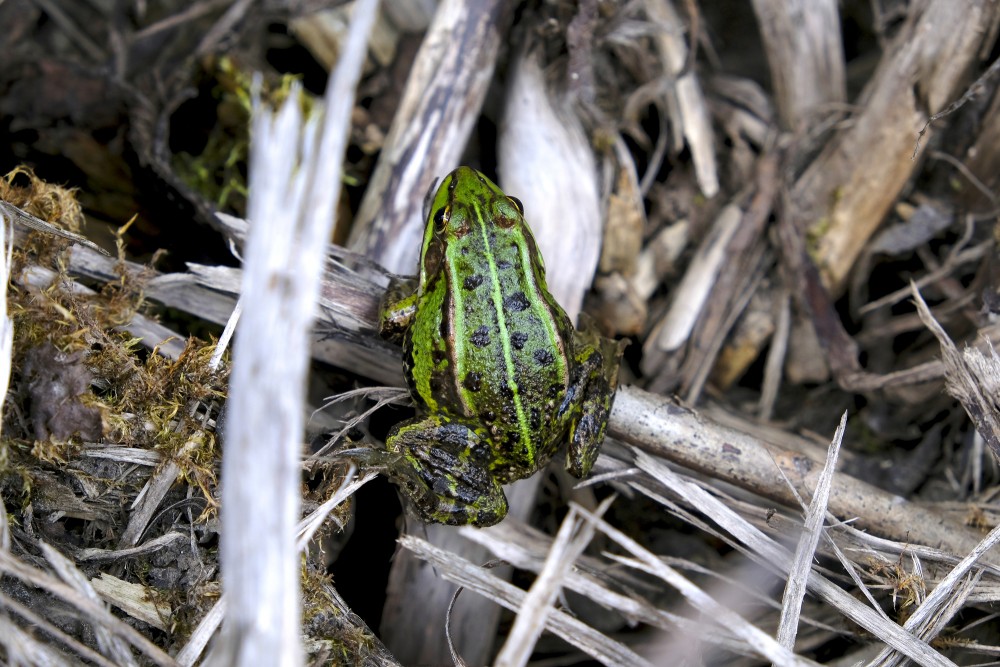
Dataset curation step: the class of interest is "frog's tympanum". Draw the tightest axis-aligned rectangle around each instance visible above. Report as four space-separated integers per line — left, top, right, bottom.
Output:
375 167 623 526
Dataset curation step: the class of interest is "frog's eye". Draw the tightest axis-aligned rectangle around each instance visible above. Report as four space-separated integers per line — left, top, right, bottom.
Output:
507 196 524 216
433 205 451 231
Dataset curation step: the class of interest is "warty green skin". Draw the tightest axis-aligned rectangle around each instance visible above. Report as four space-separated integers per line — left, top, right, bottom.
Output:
377 167 623 526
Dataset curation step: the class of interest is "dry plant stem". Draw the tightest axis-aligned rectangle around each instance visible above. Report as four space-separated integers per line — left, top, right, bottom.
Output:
749 0 845 130
398 534 655 667
758 287 791 420
776 193 862 385
678 151 777 397
0 506 7 561
828 517 1000 581
791 0 1000 291
460 520 773 658
858 242 989 316
0 212 14 432
41 543 139 667
64 237 401 383
193 0 255 60
176 598 226 667
117 439 200 549
82 443 162 467
381 477 538 666
497 48 602 319
915 54 1000 159
295 469 375 550
31 0 105 61
913 284 1000 463
575 505 819 666
78 532 185 563
215 1 376 664
777 412 845 650
212 296 241 370
643 142 776 394
874 576 981 667
644 204 742 365
818 526 892 624
60 233 998 398
713 292 780 391
131 0 234 43
682 249 768 400
845 352 966 394
642 0 719 198
631 454 956 667
0 592 119 667
0 200 108 256
91 574 171 630
610 387 993 564
0 550 177 666
957 79 1000 211
175 472 386 665
67 242 236 314
494 502 606 667
17 263 186 359
348 0 511 274
872 525 1000 665
0 614 75 667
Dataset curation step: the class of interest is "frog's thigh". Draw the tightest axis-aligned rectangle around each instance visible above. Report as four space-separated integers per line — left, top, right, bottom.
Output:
565 343 620 478
386 418 508 526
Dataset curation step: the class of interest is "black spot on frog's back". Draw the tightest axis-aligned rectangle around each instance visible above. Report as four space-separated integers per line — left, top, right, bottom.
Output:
504 292 530 313
533 349 555 366
510 332 529 349
470 326 491 347
463 274 484 290
463 371 482 392
501 430 520 454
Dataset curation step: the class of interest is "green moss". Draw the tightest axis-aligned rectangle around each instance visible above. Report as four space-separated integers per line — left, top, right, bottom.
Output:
171 56 315 215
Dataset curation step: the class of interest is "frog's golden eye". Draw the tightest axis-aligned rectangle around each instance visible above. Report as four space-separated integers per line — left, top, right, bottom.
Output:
507 196 524 216
433 205 450 231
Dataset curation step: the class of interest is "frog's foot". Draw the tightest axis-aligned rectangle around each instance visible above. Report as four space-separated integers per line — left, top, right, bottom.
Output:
383 417 508 527
564 335 626 479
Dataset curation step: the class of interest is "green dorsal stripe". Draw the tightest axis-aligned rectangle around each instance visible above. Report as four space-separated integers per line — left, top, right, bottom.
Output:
469 200 532 456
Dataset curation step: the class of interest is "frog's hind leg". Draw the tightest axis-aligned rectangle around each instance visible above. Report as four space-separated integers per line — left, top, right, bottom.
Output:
382 417 508 526
564 335 625 479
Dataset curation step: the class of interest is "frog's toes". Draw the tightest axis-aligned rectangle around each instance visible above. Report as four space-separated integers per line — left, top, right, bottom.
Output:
566 410 608 478
383 417 509 526
422 478 508 527
334 444 403 470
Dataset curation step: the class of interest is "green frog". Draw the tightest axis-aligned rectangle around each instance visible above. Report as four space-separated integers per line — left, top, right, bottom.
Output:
375 166 623 526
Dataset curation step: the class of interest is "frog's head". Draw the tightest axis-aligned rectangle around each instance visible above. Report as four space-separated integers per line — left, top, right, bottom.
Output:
418 166 538 285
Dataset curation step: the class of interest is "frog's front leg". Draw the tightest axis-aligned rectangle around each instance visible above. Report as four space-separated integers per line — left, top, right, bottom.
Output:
377 277 419 343
562 333 626 479
381 416 508 526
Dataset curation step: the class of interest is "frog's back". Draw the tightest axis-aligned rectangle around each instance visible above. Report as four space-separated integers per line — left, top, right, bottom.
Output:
405 193 574 476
